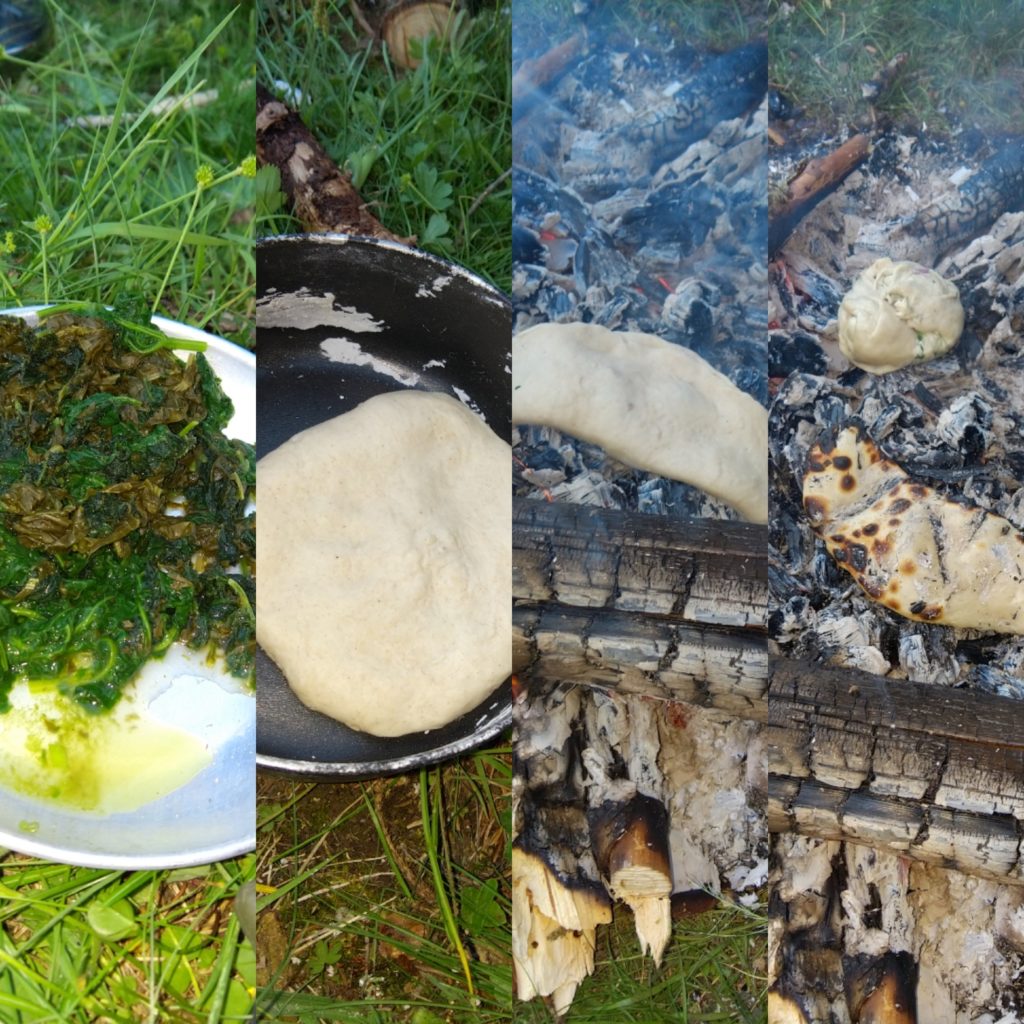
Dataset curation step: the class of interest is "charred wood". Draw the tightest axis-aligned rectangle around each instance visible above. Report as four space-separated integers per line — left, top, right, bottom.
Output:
512 32 586 122
768 658 1024 885
769 134 871 255
513 497 767 628
513 603 767 720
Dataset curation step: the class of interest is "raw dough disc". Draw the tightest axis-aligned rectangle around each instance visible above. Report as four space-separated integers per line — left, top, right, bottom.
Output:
257 391 512 737
512 322 768 522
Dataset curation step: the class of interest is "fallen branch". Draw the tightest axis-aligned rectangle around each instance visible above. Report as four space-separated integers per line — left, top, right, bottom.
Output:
768 133 870 255
256 81 407 242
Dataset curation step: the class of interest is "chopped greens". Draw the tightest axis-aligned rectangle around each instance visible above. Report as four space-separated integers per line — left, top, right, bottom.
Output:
0 310 255 714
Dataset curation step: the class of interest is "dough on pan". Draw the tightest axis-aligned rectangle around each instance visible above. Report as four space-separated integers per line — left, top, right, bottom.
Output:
257 391 512 736
803 426 1024 634
512 322 768 522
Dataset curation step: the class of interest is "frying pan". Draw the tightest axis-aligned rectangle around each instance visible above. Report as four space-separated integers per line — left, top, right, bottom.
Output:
256 234 512 778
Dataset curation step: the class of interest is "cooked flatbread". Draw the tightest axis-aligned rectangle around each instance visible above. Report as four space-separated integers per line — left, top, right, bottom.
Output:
257 391 511 736
803 426 1024 634
512 322 768 522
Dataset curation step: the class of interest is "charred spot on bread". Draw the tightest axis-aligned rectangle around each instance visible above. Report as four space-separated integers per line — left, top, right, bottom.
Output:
801 424 1024 635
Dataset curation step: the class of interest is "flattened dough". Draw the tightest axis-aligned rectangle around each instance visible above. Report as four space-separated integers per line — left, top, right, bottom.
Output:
512 323 768 522
803 426 1024 634
257 391 511 736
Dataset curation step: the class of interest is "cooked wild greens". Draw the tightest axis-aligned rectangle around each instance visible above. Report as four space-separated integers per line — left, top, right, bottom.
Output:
0 307 255 714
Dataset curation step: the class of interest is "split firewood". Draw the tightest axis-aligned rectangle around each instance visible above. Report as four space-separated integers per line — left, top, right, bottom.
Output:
768 658 1024 885
256 81 407 242
583 695 673 964
511 844 612 1016
514 674 766 1015
514 682 613 1015
512 31 586 122
769 133 871 255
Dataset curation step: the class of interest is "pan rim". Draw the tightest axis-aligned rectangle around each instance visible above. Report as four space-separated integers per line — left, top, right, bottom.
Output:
255 234 512 778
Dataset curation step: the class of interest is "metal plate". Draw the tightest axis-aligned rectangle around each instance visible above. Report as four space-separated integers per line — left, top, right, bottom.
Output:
256 234 512 779
0 307 255 868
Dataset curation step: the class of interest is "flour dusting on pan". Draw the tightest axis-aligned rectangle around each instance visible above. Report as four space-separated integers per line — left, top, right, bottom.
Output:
256 288 385 332
320 337 420 386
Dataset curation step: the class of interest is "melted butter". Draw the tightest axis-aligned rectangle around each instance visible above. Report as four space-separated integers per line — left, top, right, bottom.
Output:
0 686 211 816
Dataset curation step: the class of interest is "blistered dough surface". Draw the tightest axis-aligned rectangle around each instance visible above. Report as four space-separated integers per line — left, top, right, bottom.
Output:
512 322 768 522
837 258 964 374
257 391 512 736
803 426 1024 634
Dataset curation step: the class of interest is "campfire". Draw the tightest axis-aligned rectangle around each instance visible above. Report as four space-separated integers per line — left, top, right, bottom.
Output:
511 17 769 1015
768 119 1024 1020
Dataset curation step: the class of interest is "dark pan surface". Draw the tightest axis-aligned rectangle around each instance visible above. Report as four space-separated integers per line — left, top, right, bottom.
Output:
256 234 512 778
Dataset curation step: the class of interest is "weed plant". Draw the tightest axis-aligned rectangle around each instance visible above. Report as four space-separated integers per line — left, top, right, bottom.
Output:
0 2 255 1021
257 0 511 292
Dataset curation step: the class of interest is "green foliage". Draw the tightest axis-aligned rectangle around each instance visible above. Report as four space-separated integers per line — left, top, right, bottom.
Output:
257 0 510 290
255 164 286 218
0 854 256 1022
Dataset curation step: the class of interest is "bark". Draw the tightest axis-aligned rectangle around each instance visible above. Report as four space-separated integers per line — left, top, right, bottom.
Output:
769 133 871 254
768 658 1024 885
255 82 406 241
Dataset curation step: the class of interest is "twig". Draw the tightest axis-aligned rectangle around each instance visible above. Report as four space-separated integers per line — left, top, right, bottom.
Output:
465 167 511 220
348 0 375 40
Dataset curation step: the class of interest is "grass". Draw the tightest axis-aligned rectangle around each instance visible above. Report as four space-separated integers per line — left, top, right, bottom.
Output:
0 0 255 347
256 0 511 292
254 750 513 1024
0 854 256 1022
512 0 764 62
516 899 768 1024
769 0 1024 135
0 2 255 1021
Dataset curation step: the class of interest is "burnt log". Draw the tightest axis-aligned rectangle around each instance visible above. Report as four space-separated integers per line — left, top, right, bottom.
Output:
513 497 766 628
512 497 768 718
768 658 1024 885
256 82 406 241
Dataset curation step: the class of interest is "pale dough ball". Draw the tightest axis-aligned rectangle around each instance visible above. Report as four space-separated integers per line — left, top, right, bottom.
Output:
838 258 964 374
257 391 511 737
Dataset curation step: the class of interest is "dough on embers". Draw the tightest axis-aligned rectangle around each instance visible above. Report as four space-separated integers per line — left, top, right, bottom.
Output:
257 391 511 737
838 258 964 374
512 322 768 523
803 426 1024 635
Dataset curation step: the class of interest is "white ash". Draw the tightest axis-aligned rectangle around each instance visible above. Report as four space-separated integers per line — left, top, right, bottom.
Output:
655 704 767 897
